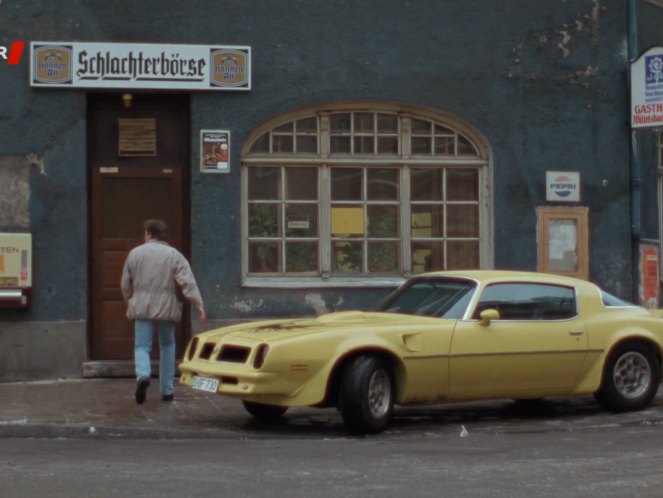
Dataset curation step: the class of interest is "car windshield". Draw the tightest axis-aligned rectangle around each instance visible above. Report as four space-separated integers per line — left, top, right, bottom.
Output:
376 278 477 318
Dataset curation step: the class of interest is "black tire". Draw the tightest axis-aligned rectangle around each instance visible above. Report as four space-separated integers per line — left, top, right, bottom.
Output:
594 343 660 412
339 355 394 435
242 401 288 420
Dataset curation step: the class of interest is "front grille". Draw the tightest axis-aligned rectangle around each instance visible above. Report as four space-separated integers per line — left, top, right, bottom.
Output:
218 345 251 363
200 343 216 360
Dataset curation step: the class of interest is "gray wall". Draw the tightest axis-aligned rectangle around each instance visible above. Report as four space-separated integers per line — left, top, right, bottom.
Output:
0 0 639 377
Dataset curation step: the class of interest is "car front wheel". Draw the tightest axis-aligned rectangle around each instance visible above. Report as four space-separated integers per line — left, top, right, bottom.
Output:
594 343 660 412
242 401 288 420
339 355 394 435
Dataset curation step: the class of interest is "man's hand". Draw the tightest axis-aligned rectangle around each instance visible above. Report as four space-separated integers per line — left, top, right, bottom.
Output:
196 305 207 323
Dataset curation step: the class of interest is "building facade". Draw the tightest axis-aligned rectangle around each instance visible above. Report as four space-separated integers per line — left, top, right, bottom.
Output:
1 0 662 380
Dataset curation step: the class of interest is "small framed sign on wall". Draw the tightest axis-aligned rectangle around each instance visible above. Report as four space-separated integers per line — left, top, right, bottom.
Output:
200 130 230 173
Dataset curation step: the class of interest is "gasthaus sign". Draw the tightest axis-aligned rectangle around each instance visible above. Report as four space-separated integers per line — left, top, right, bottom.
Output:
30 41 251 91
631 46 663 128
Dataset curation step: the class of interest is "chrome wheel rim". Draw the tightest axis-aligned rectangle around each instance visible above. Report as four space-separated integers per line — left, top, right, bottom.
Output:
613 351 651 399
368 369 391 418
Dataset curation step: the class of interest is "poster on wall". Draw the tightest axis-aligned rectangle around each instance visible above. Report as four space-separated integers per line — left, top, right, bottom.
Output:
200 130 230 173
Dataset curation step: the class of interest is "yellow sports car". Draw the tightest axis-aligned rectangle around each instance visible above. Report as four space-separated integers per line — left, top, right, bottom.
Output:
179 270 663 434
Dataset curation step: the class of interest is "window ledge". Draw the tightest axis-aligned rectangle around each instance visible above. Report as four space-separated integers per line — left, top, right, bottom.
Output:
242 276 406 289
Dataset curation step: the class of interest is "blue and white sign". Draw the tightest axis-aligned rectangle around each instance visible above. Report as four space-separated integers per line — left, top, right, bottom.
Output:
631 46 663 128
546 171 580 202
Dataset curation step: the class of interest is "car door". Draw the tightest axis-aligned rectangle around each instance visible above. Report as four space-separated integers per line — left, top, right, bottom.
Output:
448 282 587 399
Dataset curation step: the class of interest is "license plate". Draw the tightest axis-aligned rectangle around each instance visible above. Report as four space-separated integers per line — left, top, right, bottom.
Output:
192 375 220 393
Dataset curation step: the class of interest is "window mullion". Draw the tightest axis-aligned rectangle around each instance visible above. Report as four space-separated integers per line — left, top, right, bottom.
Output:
320 165 331 277
401 166 411 277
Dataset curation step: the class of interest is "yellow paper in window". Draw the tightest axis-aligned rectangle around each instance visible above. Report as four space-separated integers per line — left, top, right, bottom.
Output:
332 207 364 235
0 254 4 273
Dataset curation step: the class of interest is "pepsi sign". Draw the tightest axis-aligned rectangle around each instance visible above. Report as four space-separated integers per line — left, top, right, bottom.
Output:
546 171 580 202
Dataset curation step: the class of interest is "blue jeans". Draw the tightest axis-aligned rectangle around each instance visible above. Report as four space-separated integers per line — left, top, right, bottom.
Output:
134 319 176 396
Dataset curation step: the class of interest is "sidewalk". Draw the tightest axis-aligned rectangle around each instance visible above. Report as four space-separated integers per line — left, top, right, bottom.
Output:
1 378 663 439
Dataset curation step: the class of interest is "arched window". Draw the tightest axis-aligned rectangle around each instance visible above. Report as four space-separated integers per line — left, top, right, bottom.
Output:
242 103 491 286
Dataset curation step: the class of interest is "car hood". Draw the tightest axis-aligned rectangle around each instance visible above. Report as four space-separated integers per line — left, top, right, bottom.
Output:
200 310 442 343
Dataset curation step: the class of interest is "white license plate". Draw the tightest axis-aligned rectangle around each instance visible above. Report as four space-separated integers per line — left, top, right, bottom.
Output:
192 375 220 393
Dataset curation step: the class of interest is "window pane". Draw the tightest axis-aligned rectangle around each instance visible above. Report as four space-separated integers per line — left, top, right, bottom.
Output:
330 136 351 153
377 114 398 133
368 168 398 200
249 133 269 153
331 205 364 237
274 123 293 133
411 205 443 237
354 112 374 132
447 205 479 237
296 117 317 133
411 137 431 154
249 242 279 273
296 135 317 153
447 240 479 269
447 169 479 201
411 168 443 201
434 136 455 155
285 242 318 273
330 113 351 132
332 241 363 273
286 167 317 200
368 205 399 238
273 135 293 153
457 135 477 155
331 168 362 201
548 219 578 272
248 204 280 237
411 241 444 273
368 241 399 273
285 204 318 237
354 136 374 154
434 124 453 134
248 167 279 200
377 136 398 154
411 119 431 134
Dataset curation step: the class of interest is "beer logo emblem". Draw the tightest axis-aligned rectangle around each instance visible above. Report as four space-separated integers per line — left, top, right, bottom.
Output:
210 49 249 88
33 45 72 84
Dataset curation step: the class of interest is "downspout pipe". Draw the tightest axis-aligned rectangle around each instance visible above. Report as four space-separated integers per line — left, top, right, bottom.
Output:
627 0 641 301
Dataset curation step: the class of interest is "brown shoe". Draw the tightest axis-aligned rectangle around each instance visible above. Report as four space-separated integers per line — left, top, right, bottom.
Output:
162 394 174 402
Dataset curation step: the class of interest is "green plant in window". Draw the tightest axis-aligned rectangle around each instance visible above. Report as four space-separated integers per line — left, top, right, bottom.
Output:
369 207 397 238
286 244 317 272
368 243 398 273
249 205 278 237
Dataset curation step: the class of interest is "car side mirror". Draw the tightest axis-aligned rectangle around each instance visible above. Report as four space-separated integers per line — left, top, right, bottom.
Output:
479 309 500 326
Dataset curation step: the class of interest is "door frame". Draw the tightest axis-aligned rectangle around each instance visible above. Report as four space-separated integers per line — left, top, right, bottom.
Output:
87 92 192 361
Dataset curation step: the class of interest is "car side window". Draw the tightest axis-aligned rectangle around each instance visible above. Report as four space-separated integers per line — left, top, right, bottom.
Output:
473 283 576 321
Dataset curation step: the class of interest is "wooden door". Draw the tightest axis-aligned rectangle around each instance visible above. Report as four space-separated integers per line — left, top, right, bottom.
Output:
88 94 189 359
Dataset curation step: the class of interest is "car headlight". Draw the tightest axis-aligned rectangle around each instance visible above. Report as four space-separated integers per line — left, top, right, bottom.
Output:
253 344 269 369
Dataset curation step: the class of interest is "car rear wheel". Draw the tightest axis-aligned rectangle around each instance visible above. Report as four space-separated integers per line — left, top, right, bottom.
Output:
339 355 394 435
242 401 288 420
594 343 660 412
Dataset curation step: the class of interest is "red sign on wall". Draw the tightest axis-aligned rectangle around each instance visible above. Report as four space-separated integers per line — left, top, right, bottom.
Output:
640 245 660 308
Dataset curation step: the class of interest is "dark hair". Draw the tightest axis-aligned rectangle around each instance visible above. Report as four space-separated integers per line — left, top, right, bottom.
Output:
143 219 168 241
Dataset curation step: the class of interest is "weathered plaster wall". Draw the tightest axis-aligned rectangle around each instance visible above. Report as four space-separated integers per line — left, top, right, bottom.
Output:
0 1 636 378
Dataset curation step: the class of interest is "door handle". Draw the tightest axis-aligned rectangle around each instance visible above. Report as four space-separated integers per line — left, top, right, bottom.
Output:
568 331 584 336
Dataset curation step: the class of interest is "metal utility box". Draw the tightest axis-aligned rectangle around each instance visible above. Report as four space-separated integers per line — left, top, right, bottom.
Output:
0 233 32 308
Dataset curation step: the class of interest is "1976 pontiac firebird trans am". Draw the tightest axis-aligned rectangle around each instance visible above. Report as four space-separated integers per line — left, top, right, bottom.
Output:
179 271 663 434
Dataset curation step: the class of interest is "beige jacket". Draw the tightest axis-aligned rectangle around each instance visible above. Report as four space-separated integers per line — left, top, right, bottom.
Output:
121 240 204 322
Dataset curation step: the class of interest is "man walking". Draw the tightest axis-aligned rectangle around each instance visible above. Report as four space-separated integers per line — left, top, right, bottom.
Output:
121 219 206 404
